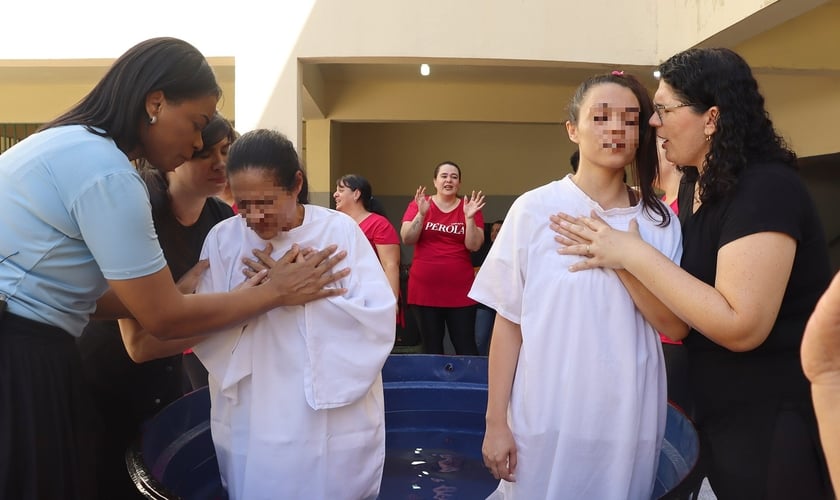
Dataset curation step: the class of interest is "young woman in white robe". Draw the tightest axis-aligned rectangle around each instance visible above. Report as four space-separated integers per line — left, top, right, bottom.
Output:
470 73 686 500
193 129 396 500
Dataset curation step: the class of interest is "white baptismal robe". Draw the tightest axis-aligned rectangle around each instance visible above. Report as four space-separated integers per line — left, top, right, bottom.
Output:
470 176 682 500
194 205 396 500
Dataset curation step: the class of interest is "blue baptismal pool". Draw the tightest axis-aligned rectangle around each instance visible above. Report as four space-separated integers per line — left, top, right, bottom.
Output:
127 355 704 499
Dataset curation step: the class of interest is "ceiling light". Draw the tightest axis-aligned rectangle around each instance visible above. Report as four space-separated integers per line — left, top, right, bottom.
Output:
420 64 430 76
653 70 661 79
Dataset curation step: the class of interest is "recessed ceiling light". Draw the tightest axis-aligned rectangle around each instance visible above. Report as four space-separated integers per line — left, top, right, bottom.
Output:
420 64 430 76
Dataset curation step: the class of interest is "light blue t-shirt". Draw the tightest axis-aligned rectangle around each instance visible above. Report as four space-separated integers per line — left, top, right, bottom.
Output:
0 125 166 336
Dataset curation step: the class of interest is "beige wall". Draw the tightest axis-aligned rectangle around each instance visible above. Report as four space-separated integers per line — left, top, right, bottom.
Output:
0 64 236 124
757 73 840 157
1 0 836 165
0 83 96 123
733 0 840 157
336 122 572 196
657 0 828 56
326 80 577 124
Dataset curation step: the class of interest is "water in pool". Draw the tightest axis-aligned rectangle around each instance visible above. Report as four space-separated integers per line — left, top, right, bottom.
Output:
379 430 498 499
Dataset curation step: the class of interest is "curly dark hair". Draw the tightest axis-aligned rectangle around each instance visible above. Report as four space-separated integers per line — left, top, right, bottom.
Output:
568 72 670 226
658 48 796 203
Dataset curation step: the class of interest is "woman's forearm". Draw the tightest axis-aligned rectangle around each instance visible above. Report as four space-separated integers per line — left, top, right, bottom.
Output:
109 245 349 341
93 288 132 319
464 217 484 251
615 269 689 341
400 215 424 245
486 315 522 426
620 233 794 351
118 318 204 363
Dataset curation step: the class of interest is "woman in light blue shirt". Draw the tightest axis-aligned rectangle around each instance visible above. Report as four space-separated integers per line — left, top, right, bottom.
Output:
0 37 346 500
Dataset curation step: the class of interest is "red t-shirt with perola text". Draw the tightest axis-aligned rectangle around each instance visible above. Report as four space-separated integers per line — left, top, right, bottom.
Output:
402 197 483 307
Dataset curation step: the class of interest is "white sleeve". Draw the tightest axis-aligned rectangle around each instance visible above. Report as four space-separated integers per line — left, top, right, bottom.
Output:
301 220 397 409
192 223 251 404
468 196 529 324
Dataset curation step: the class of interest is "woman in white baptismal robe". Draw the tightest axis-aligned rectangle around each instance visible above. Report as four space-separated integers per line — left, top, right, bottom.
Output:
471 176 681 499
193 129 396 500
470 73 684 499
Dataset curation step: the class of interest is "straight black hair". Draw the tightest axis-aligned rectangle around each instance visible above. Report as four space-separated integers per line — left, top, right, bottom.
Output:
338 174 387 216
41 37 221 156
227 129 309 204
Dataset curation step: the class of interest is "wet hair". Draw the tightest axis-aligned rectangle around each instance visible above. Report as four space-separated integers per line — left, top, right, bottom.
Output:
41 37 221 156
226 129 309 204
658 47 796 204
338 174 387 216
434 161 461 179
568 72 670 226
193 112 237 158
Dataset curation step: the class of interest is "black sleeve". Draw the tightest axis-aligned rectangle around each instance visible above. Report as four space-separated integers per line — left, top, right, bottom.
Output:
719 163 807 249
139 167 169 216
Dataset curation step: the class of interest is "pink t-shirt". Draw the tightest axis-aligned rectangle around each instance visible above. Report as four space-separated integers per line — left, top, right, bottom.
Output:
402 197 484 307
358 213 399 255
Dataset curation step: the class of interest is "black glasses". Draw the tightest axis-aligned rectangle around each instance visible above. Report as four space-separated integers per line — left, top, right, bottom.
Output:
653 103 694 121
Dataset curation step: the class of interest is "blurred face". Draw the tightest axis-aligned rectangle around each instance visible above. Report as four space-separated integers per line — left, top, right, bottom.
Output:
649 80 711 169
141 92 218 172
333 181 358 213
229 168 302 240
567 83 640 171
433 164 461 197
168 137 231 198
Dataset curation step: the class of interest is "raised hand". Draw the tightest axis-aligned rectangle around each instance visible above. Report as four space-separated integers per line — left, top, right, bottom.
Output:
415 186 430 217
463 190 486 220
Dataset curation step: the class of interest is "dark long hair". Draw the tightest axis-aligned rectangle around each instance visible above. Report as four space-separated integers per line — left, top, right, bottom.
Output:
138 111 237 187
568 72 670 226
227 129 309 204
338 174 387 216
41 37 221 156
193 112 237 159
658 48 796 204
